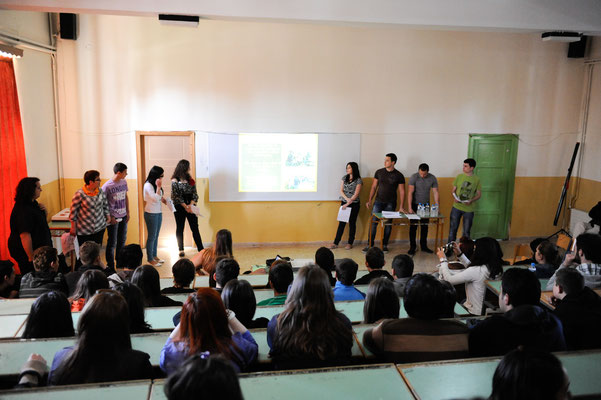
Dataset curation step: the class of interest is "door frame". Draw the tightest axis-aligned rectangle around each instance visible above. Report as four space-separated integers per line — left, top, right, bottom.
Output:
136 131 196 246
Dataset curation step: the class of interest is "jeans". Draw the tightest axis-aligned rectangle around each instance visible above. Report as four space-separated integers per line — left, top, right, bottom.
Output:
106 219 128 268
448 207 474 243
334 201 361 245
370 201 395 247
144 212 162 261
409 203 429 249
174 204 204 252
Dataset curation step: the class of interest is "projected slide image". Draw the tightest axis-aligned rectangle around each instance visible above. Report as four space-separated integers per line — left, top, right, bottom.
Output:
239 134 318 192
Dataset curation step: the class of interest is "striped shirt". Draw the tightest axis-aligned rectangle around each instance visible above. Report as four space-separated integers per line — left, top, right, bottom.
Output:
70 188 109 235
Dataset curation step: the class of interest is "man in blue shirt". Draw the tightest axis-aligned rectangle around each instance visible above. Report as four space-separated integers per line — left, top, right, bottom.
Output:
333 258 366 301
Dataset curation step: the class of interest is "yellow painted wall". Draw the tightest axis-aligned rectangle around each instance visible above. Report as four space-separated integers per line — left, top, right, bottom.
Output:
39 180 62 222
572 178 601 215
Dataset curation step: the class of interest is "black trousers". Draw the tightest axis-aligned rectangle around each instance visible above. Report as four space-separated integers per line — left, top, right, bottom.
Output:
333 201 361 245
409 203 429 249
174 204 204 251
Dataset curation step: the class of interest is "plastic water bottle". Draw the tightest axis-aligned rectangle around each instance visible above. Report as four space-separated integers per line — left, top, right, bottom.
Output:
432 204 439 217
424 203 430 217
417 203 423 216
529 263 537 272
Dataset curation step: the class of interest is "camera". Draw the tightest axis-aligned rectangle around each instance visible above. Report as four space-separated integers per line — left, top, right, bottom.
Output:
442 242 456 257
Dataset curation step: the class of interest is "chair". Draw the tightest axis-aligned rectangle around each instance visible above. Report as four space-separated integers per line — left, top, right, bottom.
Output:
511 243 531 265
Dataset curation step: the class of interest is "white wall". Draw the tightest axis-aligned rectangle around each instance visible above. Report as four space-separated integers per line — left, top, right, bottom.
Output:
56 15 586 179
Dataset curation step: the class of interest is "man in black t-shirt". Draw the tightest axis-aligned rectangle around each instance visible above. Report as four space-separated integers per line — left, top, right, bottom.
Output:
365 153 405 253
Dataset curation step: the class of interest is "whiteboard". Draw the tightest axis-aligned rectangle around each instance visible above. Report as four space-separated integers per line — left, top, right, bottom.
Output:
208 132 361 201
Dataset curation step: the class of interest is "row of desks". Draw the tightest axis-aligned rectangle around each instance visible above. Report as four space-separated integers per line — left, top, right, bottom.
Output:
2 350 601 399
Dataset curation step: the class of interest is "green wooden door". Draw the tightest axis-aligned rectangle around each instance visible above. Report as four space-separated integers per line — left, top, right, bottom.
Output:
468 134 518 239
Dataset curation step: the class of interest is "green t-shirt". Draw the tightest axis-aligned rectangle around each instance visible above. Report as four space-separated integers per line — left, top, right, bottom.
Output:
257 294 287 306
452 174 481 212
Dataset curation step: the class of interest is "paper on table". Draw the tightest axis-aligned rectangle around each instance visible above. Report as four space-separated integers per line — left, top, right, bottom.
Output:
404 213 421 220
381 211 402 218
190 205 203 217
453 193 470 204
337 206 351 222
166 198 177 212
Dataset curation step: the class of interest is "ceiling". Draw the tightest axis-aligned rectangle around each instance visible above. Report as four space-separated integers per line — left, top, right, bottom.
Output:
1 0 601 35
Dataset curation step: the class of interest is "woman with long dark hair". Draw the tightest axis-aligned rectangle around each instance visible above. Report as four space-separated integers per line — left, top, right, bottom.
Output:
143 165 168 266
131 265 182 308
8 177 52 275
222 279 269 329
438 237 503 315
22 291 75 339
267 265 353 369
330 162 362 250
363 277 400 324
69 270 109 312
171 159 203 257
191 229 233 283
114 281 152 334
160 288 258 375
48 290 152 384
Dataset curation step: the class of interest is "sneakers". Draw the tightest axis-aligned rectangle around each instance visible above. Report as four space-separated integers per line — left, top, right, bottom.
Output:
344 244 353 250
154 257 165 263
408 247 417 256
421 247 434 254
382 246 389 253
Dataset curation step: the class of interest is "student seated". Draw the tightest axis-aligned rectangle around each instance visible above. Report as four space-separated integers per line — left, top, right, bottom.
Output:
512 237 545 266
191 229 233 287
437 237 503 315
114 281 153 334
22 291 75 339
363 278 399 323
161 259 196 294
108 244 143 288
315 246 337 286
132 265 183 307
267 265 353 370
214 258 240 294
222 279 269 328
363 273 469 363
354 247 393 285
333 258 366 301
546 233 601 290
20 246 68 298
0 260 18 298
391 254 414 297
163 354 243 400
257 261 294 306
552 268 601 350
490 348 570 400
69 270 109 311
48 290 152 385
66 241 112 295
160 288 258 375
469 268 566 357
531 240 561 279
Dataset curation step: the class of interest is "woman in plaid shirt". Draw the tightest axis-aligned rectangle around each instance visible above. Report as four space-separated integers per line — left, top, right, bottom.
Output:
69 170 110 247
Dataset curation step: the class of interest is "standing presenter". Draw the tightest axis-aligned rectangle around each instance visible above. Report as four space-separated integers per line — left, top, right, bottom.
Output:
329 162 362 250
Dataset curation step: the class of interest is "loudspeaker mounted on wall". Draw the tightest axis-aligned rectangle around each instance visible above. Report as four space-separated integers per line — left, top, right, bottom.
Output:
59 13 77 40
568 36 587 58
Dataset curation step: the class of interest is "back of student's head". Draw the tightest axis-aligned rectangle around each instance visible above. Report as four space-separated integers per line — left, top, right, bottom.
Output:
132 264 161 302
268 261 294 293
22 291 74 339
555 268 585 296
215 229 233 257
215 258 240 288
114 281 151 334
403 273 446 320
72 270 109 301
366 247 385 269
529 237 545 253
490 348 569 400
470 237 503 278
172 259 195 288
0 260 14 282
440 280 458 319
164 354 243 400
79 241 100 266
363 278 400 324
576 233 601 263
501 268 541 307
315 246 335 273
32 246 57 271
119 244 143 270
336 258 359 286
222 279 257 328
391 254 414 279
536 241 561 267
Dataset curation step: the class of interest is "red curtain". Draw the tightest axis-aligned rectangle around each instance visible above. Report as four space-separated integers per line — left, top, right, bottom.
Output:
0 58 28 262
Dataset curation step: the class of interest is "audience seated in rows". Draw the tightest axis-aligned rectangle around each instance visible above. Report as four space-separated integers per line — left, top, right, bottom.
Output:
532 240 561 279
363 273 469 363
66 241 112 295
132 264 182 308
438 237 503 315
267 265 353 370
354 247 393 285
214 258 240 293
315 246 336 286
20 246 67 298
114 281 153 334
469 268 566 357
22 291 75 339
222 279 269 329
108 244 143 288
547 233 601 290
391 254 414 297
48 290 153 385
161 259 196 294
160 288 258 375
0 259 18 298
257 261 293 306
552 267 601 350
69 270 109 312
333 258 365 301
164 354 243 400
363 278 399 323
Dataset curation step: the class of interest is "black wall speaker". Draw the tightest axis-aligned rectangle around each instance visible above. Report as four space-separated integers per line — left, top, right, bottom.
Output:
568 36 587 58
60 13 77 40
